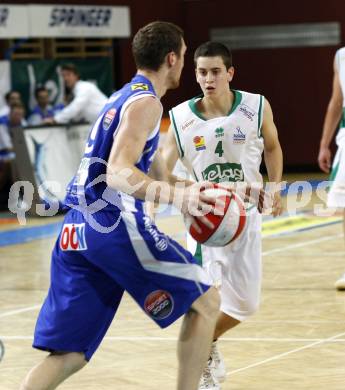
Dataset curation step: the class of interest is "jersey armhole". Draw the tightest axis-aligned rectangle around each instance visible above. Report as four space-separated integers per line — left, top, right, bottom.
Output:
169 108 185 158
257 95 264 138
113 93 160 139
335 49 341 72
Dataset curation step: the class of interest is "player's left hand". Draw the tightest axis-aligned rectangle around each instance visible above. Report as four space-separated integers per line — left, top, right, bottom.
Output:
271 192 283 217
219 182 265 212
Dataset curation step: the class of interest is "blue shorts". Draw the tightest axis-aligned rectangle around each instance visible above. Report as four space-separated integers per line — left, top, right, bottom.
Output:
33 209 211 360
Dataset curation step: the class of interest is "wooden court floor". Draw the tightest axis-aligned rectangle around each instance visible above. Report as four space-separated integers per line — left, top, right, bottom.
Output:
1 193 345 389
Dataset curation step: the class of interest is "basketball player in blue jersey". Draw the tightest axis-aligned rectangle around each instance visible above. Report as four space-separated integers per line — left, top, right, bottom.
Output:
20 22 220 390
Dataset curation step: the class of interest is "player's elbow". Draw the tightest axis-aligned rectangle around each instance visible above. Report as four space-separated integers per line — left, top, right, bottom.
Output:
106 160 129 188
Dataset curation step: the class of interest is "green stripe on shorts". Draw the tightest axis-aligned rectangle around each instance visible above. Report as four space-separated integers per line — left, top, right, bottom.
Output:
194 242 202 266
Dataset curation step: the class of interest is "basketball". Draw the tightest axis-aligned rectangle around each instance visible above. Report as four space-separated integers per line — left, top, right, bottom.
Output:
185 186 246 247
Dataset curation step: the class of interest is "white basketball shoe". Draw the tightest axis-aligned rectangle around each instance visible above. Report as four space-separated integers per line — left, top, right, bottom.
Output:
198 362 220 390
209 341 226 383
335 273 345 290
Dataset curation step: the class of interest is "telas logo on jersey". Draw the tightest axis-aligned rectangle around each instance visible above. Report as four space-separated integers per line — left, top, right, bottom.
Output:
202 163 244 182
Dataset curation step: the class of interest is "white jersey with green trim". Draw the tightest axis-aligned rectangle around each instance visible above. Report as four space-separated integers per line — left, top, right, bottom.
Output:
336 47 345 108
169 89 264 184
335 48 345 131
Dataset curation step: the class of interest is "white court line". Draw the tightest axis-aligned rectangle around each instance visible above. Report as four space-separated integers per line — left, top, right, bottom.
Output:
0 305 40 319
0 233 341 321
228 330 345 376
2 335 345 343
262 233 342 256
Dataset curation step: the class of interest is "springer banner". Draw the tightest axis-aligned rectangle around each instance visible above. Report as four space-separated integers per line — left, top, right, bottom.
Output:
0 5 29 38
29 5 130 38
0 5 130 38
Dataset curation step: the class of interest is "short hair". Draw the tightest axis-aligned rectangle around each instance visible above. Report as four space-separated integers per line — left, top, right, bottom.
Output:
132 21 184 71
34 86 48 99
61 63 80 77
194 41 233 69
5 90 21 103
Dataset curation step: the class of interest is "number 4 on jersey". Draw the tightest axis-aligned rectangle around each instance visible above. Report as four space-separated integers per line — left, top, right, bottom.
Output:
215 140 224 157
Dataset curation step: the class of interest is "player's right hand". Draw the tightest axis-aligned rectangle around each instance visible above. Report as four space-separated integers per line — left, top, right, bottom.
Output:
179 182 223 232
318 146 331 173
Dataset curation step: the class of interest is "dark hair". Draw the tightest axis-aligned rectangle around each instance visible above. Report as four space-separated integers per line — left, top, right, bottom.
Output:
132 21 184 71
34 86 48 99
5 90 21 103
61 63 80 77
194 41 233 69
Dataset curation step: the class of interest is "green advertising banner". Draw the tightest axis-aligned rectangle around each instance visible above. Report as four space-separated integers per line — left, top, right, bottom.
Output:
11 58 113 113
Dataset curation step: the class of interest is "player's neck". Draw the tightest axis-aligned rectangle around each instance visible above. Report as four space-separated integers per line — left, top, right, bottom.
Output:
199 90 234 119
136 70 166 98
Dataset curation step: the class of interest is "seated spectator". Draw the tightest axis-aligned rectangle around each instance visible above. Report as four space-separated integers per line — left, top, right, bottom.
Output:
0 103 26 208
0 103 27 157
28 86 54 126
53 87 74 115
44 63 108 125
0 90 22 118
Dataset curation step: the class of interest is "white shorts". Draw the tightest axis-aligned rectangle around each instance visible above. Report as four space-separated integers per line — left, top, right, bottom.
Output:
328 128 345 208
187 209 262 322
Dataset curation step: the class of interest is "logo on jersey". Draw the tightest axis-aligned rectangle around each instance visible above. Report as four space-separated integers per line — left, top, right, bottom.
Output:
193 136 206 151
144 290 174 320
60 223 87 251
239 104 255 121
202 163 244 182
103 108 116 130
182 119 195 131
143 216 168 251
74 157 90 186
215 127 224 138
131 83 149 91
233 127 246 144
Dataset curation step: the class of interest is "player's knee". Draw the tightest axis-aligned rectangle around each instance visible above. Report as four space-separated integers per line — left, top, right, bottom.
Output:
20 353 87 390
53 351 87 376
192 287 220 321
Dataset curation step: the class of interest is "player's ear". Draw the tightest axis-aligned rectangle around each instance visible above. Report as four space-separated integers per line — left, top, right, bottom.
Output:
167 52 177 67
227 66 235 82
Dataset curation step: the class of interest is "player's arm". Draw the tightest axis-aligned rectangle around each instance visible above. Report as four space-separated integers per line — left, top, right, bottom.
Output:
318 57 343 173
149 124 193 186
161 124 179 172
106 97 216 229
261 98 283 217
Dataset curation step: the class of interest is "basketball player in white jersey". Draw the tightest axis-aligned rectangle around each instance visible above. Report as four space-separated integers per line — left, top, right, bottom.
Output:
318 47 345 290
162 42 283 389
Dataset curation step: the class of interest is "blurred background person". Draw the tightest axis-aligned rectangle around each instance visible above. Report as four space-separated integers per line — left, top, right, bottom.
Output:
0 102 26 210
28 86 54 126
44 63 107 125
0 90 22 118
52 86 74 115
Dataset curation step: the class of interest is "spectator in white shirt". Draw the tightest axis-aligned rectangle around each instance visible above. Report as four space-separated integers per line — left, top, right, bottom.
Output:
44 63 108 125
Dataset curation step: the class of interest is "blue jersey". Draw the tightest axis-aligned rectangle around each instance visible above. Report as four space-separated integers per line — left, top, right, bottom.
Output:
64 74 161 214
